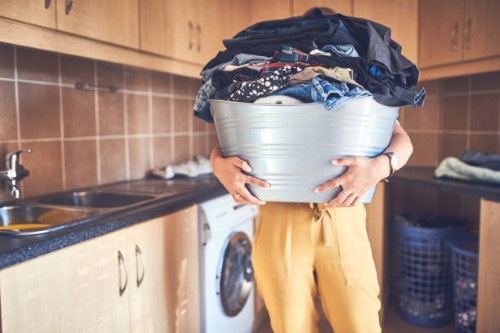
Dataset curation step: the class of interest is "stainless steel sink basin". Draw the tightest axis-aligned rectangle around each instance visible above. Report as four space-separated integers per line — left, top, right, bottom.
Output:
36 191 155 208
0 205 94 235
100 178 216 196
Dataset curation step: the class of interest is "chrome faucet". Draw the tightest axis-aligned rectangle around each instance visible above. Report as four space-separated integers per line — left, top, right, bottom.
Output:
0 148 32 198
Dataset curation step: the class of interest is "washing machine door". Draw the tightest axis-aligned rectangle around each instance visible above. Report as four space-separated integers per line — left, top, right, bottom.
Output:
217 231 253 317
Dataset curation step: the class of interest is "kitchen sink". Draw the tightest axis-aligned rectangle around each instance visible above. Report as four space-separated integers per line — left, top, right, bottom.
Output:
0 205 94 235
99 178 217 196
36 191 155 208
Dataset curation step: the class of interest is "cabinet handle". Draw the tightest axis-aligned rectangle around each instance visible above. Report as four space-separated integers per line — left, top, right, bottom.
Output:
135 244 146 288
44 0 52 9
196 24 202 52
188 21 194 50
118 250 129 297
451 22 459 52
65 0 73 15
465 18 472 50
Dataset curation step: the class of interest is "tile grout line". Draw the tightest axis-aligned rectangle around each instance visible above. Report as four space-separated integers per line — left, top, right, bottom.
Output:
123 65 131 180
57 54 67 191
148 72 154 169
169 74 175 163
94 60 101 185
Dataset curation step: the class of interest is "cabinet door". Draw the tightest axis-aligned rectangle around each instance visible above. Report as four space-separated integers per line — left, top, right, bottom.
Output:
56 0 139 49
0 231 131 333
464 0 500 61
139 0 177 58
0 0 56 29
292 0 353 16
250 0 292 24
196 0 231 65
128 206 200 333
419 0 465 67
354 0 419 64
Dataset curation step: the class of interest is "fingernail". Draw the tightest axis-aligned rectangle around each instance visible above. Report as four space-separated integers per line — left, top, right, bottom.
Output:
259 201 266 205
243 164 252 172
314 188 320 193
264 183 271 188
331 160 338 165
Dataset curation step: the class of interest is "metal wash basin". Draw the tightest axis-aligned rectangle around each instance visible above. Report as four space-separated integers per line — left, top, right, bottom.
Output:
36 191 155 208
0 205 94 236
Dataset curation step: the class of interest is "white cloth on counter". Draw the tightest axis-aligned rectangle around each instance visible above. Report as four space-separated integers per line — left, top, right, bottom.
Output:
434 157 500 185
152 155 212 178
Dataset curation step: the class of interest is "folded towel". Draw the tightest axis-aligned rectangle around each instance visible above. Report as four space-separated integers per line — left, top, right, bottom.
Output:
434 157 500 185
152 155 212 179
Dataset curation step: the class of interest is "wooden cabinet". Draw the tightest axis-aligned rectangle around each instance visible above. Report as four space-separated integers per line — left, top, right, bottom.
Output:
354 0 419 65
292 0 353 16
56 0 139 48
0 206 199 333
250 0 292 23
420 0 500 68
0 0 56 29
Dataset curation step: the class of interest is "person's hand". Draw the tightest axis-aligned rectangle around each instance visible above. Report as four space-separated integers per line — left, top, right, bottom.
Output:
211 149 270 205
314 156 391 207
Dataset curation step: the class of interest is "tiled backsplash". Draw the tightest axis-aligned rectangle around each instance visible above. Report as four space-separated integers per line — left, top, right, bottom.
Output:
401 72 500 166
0 43 218 200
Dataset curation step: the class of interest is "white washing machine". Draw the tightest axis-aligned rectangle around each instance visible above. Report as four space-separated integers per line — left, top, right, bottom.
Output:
198 194 259 333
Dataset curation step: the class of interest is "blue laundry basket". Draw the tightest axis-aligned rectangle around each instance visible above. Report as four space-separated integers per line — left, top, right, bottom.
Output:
393 215 466 328
449 237 479 333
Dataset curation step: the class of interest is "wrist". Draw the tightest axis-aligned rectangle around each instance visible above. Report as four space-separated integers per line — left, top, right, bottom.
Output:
373 155 392 181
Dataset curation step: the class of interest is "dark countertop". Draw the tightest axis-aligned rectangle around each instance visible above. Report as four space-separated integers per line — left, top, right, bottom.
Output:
391 167 500 202
0 177 227 270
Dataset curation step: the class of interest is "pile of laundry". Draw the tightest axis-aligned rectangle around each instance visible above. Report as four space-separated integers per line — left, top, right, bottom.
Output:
194 7 426 123
435 151 500 185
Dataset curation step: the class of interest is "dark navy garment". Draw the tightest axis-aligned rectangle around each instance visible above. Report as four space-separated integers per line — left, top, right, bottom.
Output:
459 151 500 171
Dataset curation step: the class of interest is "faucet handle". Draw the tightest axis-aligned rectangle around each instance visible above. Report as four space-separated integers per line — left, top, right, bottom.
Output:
6 148 32 170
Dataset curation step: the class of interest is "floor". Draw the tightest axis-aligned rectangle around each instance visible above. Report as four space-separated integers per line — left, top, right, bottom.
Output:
255 299 455 333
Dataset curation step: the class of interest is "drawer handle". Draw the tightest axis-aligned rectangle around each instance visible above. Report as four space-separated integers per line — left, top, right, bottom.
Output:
135 244 146 288
188 21 194 50
44 0 52 9
451 22 459 52
464 18 472 50
118 250 129 296
65 0 73 15
197 24 202 52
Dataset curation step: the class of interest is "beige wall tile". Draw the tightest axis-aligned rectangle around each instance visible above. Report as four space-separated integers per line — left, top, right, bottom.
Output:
151 71 171 94
129 137 151 179
419 80 441 97
21 141 63 197
0 142 19 201
442 96 468 131
125 67 150 91
99 93 125 135
403 97 441 130
174 99 191 133
62 88 96 138
471 71 500 91
173 75 195 96
18 83 60 139
97 62 123 88
100 139 126 184
173 135 190 163
469 134 499 153
127 94 149 134
193 113 207 132
0 82 17 140
61 55 94 85
152 97 171 133
208 133 219 152
443 76 469 94
407 133 440 166
0 43 14 78
64 140 98 189
193 134 208 157
17 47 58 82
153 137 172 168
441 134 467 159
470 93 499 131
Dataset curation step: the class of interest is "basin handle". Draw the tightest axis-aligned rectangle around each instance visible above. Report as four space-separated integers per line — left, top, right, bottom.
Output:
118 250 129 296
135 244 146 288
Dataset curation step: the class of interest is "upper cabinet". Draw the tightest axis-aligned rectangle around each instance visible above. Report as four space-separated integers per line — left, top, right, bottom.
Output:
292 0 353 16
0 0 56 29
250 0 292 23
56 0 139 48
353 0 418 65
420 0 500 68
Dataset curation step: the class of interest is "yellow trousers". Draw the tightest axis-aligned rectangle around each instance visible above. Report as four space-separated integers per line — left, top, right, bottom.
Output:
252 202 381 333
